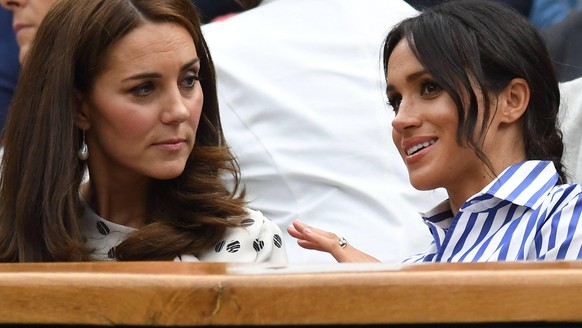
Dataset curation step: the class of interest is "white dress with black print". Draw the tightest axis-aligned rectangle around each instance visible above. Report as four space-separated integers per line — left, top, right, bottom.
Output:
79 199 287 263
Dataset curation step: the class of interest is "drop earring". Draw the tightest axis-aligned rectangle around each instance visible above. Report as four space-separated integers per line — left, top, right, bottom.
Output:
78 129 89 160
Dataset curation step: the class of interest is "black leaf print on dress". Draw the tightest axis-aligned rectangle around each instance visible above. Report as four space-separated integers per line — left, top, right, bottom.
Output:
240 218 254 227
107 247 116 259
215 240 225 253
253 238 265 252
96 221 110 235
226 240 241 253
273 234 282 248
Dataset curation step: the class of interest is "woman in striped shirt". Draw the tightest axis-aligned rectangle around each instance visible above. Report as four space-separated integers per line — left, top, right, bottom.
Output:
288 0 582 263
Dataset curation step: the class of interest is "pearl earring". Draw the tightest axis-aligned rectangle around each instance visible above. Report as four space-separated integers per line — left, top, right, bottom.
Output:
78 129 89 160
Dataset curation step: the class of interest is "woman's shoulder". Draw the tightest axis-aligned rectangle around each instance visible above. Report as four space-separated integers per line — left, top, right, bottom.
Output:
544 181 582 211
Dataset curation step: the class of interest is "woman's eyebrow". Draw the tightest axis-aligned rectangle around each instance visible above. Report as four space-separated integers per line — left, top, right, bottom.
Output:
386 69 429 94
180 58 200 71
121 58 200 82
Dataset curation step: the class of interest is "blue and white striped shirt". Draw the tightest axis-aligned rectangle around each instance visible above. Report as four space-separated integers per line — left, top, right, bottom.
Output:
404 160 582 262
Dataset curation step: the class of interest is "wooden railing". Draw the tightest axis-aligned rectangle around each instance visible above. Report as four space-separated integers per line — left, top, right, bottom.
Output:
1 261 582 327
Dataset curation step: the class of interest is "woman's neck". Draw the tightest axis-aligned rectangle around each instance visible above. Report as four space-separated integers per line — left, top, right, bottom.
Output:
80 177 151 229
446 158 527 216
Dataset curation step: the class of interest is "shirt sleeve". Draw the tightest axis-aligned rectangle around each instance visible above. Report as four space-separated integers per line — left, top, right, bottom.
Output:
192 208 288 264
247 209 288 264
535 187 582 260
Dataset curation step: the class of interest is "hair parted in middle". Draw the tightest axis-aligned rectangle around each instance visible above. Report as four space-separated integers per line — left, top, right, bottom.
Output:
0 0 247 262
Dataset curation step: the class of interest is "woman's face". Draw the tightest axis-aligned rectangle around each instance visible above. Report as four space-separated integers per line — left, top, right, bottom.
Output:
386 40 488 198
0 0 58 63
78 22 203 183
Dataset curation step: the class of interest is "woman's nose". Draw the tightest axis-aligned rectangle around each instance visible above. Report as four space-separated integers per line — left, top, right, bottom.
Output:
161 89 190 125
391 99 421 133
1 0 26 10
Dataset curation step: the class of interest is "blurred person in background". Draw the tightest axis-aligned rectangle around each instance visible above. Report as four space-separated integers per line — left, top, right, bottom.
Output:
405 0 580 28
0 7 19 130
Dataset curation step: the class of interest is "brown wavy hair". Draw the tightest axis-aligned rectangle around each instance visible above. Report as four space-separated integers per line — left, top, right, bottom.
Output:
0 0 247 262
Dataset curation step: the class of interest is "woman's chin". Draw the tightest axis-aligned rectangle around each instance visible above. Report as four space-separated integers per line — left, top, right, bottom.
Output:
409 175 438 191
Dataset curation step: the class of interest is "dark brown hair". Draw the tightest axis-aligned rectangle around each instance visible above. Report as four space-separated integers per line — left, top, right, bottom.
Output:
383 0 566 182
0 0 247 262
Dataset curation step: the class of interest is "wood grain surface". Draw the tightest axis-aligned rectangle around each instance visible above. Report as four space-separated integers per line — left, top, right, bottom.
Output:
1 261 582 326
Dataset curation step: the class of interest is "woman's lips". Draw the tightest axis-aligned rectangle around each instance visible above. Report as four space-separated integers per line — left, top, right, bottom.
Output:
152 139 187 151
13 23 33 35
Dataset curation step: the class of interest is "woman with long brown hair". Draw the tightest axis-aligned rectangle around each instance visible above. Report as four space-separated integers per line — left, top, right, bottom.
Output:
0 0 287 263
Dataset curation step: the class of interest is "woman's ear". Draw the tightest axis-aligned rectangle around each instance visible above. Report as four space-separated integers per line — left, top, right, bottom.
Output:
74 90 91 130
497 78 530 123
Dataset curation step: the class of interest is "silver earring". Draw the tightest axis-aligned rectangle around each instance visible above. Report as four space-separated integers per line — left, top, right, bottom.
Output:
78 130 89 160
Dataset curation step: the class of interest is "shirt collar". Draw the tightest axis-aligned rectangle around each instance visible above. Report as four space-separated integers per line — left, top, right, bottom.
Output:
420 160 559 223
419 199 453 230
467 160 559 210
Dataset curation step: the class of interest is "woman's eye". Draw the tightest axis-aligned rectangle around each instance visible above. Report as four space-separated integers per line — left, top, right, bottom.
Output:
388 95 402 112
181 74 199 89
130 83 154 97
420 80 442 96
